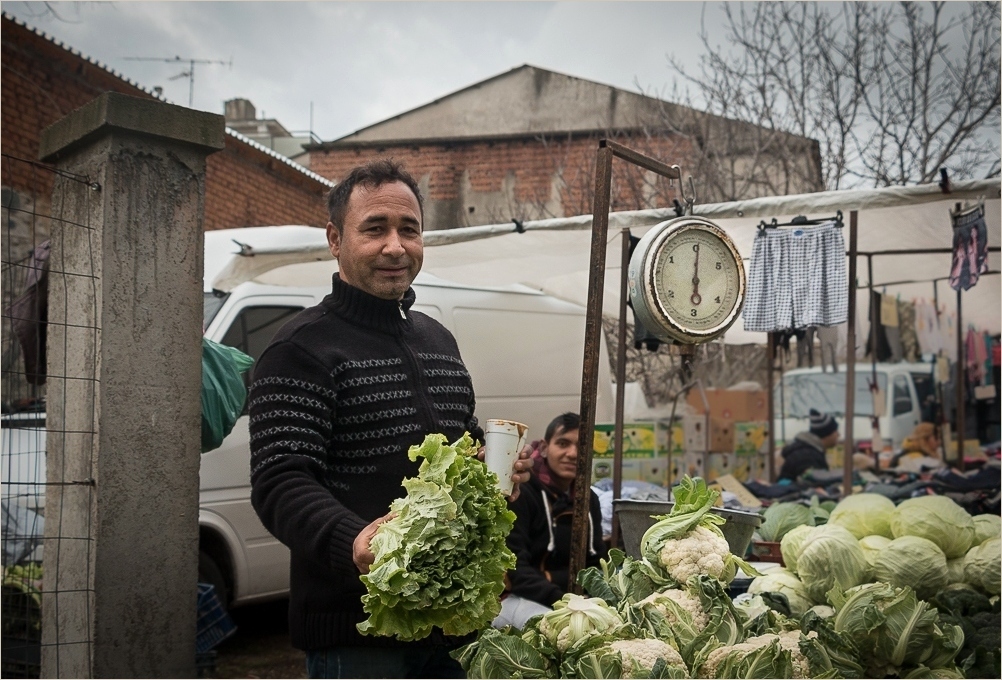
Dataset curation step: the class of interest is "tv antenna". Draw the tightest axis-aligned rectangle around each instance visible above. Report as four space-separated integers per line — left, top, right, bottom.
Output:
123 55 232 108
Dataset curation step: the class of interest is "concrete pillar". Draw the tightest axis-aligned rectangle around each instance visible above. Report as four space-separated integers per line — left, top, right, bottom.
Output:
38 92 224 678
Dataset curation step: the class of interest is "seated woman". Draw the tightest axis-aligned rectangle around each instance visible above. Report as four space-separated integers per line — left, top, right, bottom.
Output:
493 412 607 630
892 422 944 469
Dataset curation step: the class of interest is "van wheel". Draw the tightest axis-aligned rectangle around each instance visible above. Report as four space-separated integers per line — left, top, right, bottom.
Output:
198 551 229 610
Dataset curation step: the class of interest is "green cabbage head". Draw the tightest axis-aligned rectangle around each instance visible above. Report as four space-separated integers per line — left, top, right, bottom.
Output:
859 535 891 568
890 496 975 559
747 568 813 616
972 514 1001 546
780 524 814 575
828 493 896 539
795 525 869 604
870 535 949 600
963 537 1001 596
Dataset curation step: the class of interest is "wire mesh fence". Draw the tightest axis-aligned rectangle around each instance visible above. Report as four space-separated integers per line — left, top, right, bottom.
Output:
2 153 99 678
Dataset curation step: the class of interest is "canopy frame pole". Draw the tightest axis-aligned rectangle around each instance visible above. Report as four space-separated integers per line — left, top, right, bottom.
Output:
766 332 776 482
570 140 683 592
610 228 631 550
956 287 966 472
867 254 882 465
843 211 859 496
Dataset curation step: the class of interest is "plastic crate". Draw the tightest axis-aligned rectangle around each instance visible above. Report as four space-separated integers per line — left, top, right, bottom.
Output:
196 583 236 654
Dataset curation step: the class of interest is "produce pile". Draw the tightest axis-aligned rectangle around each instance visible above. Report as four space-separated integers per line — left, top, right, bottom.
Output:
357 432 517 641
455 478 1001 678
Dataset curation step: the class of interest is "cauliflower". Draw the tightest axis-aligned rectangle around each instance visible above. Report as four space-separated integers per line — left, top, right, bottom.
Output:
639 589 709 629
536 594 623 653
658 525 730 584
608 638 686 677
697 631 817 679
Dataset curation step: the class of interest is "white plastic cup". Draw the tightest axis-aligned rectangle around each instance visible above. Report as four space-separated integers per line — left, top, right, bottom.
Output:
484 419 528 495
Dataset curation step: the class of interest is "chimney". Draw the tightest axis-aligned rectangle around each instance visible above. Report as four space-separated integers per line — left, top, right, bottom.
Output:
224 98 256 122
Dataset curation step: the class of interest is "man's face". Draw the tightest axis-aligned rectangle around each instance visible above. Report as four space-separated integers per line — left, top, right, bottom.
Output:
542 425 580 482
821 431 839 449
327 180 423 300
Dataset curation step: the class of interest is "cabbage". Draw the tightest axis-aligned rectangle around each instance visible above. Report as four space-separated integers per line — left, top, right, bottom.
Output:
757 502 815 542
829 582 966 678
859 535 892 568
870 535 949 600
972 514 1001 545
747 568 813 616
963 537 1001 596
358 433 516 640
780 524 814 575
828 493 896 539
945 557 965 585
795 524 870 604
890 495 975 559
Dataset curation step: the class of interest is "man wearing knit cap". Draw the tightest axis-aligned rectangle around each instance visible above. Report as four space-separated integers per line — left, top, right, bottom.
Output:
777 408 839 481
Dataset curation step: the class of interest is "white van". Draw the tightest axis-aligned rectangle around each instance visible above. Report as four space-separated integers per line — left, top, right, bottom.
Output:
773 362 937 450
0 226 614 608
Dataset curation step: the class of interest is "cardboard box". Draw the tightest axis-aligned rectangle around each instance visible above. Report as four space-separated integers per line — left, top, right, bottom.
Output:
684 451 705 479
687 388 768 422
734 421 769 456
592 458 642 482
641 457 673 486
706 453 734 482
656 422 684 457
733 453 755 482
592 423 657 459
683 415 736 453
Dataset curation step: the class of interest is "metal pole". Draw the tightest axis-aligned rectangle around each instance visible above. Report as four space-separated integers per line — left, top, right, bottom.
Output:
956 288 966 471
570 142 613 591
610 229 630 550
766 332 776 482
867 254 880 465
843 211 858 496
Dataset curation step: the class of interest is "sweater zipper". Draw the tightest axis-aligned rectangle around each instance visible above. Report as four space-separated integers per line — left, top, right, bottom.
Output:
398 301 406 320
396 324 436 434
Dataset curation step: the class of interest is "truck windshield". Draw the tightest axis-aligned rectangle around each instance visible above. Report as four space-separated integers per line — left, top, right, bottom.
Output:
203 291 229 332
776 372 888 418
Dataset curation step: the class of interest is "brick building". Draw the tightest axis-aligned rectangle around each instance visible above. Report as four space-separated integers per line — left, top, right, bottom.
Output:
1 12 333 234
308 65 824 232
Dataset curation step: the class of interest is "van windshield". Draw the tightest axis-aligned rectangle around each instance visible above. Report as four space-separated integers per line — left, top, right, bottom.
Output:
203 291 229 331
776 372 888 418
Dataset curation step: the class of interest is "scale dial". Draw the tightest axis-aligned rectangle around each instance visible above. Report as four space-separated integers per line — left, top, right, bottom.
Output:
628 217 746 344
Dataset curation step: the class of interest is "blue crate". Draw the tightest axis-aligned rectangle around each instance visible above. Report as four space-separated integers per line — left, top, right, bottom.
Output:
196 583 236 654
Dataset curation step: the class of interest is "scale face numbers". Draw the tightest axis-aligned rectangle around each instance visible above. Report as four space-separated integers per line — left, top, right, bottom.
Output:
628 217 746 344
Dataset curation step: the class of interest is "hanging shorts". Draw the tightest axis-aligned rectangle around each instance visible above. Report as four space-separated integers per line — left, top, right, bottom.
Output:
743 221 847 332
949 205 989 292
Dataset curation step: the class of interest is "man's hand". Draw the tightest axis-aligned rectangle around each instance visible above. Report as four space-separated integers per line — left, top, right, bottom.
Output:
477 443 532 502
353 512 395 574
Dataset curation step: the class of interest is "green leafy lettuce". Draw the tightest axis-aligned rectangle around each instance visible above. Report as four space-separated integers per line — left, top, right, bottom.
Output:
357 433 516 640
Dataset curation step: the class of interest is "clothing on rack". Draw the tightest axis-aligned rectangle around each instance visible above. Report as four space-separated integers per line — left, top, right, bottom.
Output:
949 204 990 292
914 300 942 357
817 326 839 373
796 327 815 368
743 221 847 332
868 291 904 362
898 300 920 363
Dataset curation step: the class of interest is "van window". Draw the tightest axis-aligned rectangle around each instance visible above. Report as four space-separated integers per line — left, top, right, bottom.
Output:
911 371 936 421
220 306 303 368
777 372 888 418
892 375 913 416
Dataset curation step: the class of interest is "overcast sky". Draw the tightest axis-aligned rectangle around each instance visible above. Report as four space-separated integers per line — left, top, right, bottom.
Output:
4 1 725 141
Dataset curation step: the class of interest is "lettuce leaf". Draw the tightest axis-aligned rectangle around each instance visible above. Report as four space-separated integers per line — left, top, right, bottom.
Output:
357 432 517 640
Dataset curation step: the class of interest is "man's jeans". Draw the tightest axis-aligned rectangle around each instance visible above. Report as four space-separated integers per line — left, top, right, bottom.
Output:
305 645 465 679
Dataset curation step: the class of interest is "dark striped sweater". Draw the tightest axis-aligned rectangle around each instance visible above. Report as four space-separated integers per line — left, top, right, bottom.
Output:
249 273 482 650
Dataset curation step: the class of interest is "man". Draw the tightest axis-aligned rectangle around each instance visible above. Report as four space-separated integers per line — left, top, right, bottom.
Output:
249 159 530 679
777 408 839 481
495 413 607 629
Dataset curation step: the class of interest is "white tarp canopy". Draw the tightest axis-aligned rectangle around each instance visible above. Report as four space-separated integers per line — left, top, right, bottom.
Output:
210 179 1001 343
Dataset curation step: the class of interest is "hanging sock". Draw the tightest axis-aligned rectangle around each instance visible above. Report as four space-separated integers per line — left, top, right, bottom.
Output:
949 204 989 291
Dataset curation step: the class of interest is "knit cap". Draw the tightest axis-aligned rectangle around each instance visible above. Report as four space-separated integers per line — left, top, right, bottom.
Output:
809 409 839 438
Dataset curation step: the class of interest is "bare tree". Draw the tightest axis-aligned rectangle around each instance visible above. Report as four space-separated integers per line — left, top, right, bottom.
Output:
670 2 1001 189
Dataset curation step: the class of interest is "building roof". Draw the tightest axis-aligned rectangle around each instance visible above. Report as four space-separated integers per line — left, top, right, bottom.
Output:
3 12 331 187
317 64 683 147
